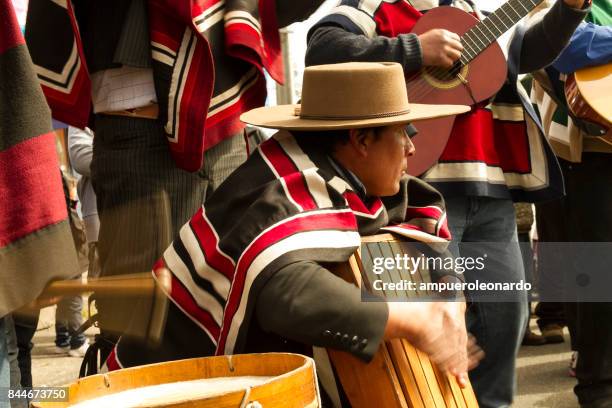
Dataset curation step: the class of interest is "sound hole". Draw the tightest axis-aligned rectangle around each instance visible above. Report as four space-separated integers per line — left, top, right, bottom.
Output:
422 61 468 90
427 61 463 82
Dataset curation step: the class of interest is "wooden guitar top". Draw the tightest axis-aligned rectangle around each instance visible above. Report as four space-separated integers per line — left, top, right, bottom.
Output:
574 62 612 123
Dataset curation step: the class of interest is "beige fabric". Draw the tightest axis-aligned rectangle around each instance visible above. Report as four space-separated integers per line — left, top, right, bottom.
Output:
241 62 469 130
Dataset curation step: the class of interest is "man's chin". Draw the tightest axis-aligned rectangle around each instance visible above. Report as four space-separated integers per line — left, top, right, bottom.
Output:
376 185 401 197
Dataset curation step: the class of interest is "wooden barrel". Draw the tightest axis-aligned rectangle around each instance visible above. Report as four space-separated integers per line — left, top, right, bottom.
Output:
33 353 319 408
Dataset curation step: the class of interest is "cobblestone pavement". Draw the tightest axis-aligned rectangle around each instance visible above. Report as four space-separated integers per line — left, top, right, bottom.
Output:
31 309 578 407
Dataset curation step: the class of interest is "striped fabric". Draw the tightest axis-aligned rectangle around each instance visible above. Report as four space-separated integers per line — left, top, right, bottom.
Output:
527 0 612 162
0 0 78 316
98 130 451 359
25 0 283 172
313 0 563 203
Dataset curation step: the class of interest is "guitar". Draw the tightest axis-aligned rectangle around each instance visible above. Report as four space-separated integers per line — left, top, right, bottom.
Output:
405 0 545 176
565 62 612 144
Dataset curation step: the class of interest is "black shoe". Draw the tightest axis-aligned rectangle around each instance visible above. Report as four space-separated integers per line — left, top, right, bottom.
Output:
522 329 546 346
541 324 565 344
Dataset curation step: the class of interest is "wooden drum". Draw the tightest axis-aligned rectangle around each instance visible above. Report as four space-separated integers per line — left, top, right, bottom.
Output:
33 353 319 408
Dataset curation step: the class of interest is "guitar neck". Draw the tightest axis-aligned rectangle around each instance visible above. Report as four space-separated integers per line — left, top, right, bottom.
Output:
460 0 544 65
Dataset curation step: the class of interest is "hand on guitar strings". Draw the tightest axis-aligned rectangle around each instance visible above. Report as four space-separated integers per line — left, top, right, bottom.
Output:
385 301 484 388
418 29 464 68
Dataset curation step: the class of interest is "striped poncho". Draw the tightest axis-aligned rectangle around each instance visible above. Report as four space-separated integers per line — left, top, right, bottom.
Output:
114 130 451 358
25 0 283 172
528 0 612 162
0 0 78 316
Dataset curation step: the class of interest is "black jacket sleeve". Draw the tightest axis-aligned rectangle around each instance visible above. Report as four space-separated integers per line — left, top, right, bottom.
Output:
306 26 423 73
255 260 388 362
518 0 589 73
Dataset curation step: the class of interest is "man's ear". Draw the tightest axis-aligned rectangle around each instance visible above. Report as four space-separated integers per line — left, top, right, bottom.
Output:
348 128 371 157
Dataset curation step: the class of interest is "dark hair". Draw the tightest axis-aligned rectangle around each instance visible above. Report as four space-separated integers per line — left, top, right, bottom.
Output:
291 129 351 154
292 127 384 155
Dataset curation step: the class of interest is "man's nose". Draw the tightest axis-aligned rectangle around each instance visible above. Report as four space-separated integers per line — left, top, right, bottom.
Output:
405 138 415 156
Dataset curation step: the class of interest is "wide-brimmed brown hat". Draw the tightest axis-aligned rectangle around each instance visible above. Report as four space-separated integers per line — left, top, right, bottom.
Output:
240 62 469 130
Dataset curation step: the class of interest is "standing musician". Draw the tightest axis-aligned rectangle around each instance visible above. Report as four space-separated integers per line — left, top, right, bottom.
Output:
305 0 589 406
527 0 612 405
107 62 481 406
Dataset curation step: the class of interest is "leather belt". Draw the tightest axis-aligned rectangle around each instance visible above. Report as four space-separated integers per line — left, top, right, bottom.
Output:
101 104 159 120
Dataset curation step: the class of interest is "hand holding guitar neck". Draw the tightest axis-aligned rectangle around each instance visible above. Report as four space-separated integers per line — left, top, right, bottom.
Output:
418 29 464 68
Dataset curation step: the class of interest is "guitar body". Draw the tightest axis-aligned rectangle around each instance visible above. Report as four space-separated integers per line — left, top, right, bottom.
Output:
406 6 508 175
565 62 612 136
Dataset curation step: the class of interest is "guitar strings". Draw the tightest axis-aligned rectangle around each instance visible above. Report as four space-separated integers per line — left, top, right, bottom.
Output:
403 0 541 100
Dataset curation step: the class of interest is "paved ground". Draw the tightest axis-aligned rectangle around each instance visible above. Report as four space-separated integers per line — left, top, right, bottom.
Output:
514 325 578 408
31 306 579 407
30 306 96 388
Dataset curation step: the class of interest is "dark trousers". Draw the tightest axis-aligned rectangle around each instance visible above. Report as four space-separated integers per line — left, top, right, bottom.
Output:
91 116 209 335
539 154 612 406
534 301 567 330
535 197 570 335
13 311 39 389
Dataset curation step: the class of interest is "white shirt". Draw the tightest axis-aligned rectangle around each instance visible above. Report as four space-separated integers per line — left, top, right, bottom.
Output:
91 66 157 113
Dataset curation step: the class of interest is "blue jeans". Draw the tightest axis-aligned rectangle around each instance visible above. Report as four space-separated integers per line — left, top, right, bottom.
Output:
55 294 85 349
445 196 528 408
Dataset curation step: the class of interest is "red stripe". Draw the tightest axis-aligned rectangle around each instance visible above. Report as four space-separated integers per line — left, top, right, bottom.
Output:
259 138 298 176
42 68 91 129
189 208 235 279
259 139 317 210
0 133 67 247
0 0 24 54
376 1 421 37
105 348 122 372
440 107 531 174
493 121 530 173
171 38 213 172
258 0 284 83
225 25 266 72
149 0 184 48
205 74 265 127
343 191 383 216
217 210 357 353
438 219 451 240
154 260 221 339
203 77 266 150
36 1 91 129
405 207 443 221
191 0 223 22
